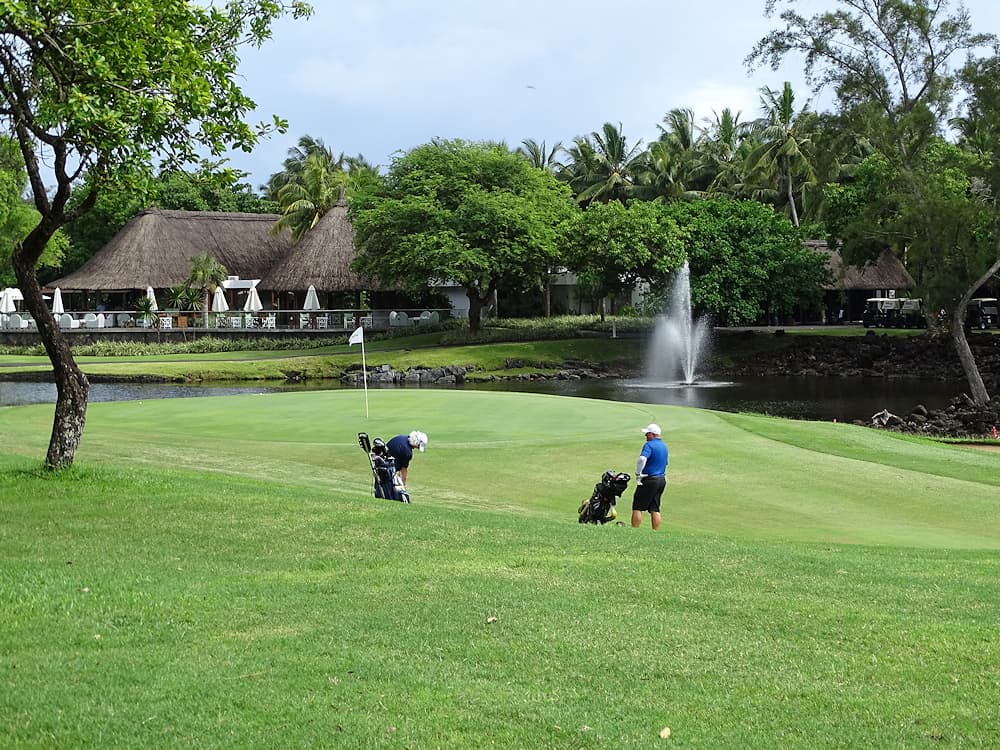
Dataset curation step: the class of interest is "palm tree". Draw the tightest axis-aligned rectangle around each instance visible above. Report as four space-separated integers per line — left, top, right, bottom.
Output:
702 108 753 196
186 252 228 328
746 82 819 227
518 138 563 171
264 135 346 200
634 108 713 201
268 135 382 240
560 122 644 205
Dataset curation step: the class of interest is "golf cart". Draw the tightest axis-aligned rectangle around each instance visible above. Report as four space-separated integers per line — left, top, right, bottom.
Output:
898 298 926 328
966 298 999 330
862 297 902 328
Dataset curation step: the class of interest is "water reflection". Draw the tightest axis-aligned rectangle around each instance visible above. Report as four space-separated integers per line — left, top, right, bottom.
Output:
0 375 958 422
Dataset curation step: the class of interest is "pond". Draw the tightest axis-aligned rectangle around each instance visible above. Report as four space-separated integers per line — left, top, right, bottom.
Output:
0 375 961 422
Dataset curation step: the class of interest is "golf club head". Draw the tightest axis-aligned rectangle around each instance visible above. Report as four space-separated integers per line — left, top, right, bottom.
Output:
358 432 371 452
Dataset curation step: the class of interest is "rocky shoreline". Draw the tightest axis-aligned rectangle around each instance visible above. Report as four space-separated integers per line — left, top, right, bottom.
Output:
710 330 1000 438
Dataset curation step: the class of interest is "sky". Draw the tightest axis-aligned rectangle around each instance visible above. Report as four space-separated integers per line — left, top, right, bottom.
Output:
225 0 1000 190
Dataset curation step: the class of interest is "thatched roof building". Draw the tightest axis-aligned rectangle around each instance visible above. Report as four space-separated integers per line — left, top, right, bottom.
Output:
808 240 916 291
260 198 382 292
51 209 294 291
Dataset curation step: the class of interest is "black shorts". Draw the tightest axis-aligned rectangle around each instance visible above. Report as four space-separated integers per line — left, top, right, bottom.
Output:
632 475 666 513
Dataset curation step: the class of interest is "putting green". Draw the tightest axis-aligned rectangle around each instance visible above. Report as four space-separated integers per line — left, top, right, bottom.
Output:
2 388 998 548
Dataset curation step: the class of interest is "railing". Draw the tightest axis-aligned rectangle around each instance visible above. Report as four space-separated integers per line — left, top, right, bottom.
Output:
2 309 451 332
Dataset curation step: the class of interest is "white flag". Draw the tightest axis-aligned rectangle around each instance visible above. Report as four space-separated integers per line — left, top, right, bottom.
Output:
348 325 364 346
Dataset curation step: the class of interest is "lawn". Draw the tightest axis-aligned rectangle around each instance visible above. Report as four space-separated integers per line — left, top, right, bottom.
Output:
1 390 998 748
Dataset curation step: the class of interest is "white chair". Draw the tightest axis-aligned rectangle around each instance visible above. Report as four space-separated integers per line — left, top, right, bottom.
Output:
116 313 132 327
389 311 410 327
263 313 276 329
299 313 311 329
158 315 172 329
58 313 80 329
316 315 328 329
7 313 28 329
83 313 102 329
244 314 257 328
230 315 242 329
342 314 356 330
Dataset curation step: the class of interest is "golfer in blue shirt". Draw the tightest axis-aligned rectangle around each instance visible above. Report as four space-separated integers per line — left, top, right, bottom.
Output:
632 423 668 530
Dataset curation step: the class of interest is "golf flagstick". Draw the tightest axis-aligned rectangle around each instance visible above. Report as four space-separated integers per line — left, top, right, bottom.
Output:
348 325 368 418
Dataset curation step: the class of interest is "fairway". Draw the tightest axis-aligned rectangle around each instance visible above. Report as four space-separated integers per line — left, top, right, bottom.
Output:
3 388 997 547
2 390 999 748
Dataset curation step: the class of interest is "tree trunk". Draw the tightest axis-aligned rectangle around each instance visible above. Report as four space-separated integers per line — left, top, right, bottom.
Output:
951 311 989 406
951 253 1000 406
466 289 488 334
599 296 607 322
13 246 89 470
786 170 800 227
544 276 552 318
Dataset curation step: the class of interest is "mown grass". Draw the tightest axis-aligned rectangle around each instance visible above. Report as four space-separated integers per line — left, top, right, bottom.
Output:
0 337 642 382
1 390 999 748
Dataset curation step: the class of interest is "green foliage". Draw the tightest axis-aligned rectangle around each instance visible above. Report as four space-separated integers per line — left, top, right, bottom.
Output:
351 139 578 333
561 201 687 306
166 285 201 312
659 198 829 324
268 135 382 239
0 138 66 284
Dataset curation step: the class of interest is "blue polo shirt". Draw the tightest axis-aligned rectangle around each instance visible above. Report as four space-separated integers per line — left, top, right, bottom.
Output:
386 434 414 469
640 438 668 476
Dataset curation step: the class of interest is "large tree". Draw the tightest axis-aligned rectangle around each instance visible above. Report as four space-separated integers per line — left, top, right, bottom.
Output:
0 0 311 469
351 139 577 334
561 200 687 318
747 0 998 404
660 197 829 325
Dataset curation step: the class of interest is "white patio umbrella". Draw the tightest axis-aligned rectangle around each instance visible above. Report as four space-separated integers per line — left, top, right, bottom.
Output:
52 287 64 315
211 286 229 312
0 288 14 314
303 284 320 310
146 286 158 311
243 285 263 312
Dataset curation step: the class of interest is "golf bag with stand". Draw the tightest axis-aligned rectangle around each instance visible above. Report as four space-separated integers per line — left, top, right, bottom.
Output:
577 469 631 524
358 432 411 503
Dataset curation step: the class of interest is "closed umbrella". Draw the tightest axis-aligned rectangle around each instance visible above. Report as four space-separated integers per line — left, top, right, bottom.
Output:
244 286 263 312
303 285 320 310
211 286 229 312
146 286 158 311
0 289 14 314
52 287 64 315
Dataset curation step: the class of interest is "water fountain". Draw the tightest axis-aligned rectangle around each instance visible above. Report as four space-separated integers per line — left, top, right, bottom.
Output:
645 261 710 385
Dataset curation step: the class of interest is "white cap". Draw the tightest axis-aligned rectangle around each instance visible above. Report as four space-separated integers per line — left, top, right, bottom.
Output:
409 430 429 452
641 423 662 436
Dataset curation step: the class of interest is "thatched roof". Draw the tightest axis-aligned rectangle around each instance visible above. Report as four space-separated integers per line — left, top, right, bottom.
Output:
808 241 916 291
260 199 386 292
50 208 293 292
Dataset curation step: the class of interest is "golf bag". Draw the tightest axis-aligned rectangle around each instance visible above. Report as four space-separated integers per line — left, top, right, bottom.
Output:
358 432 411 503
578 469 630 524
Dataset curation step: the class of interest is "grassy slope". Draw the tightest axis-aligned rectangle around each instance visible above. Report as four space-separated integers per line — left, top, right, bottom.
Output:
2 391 999 748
